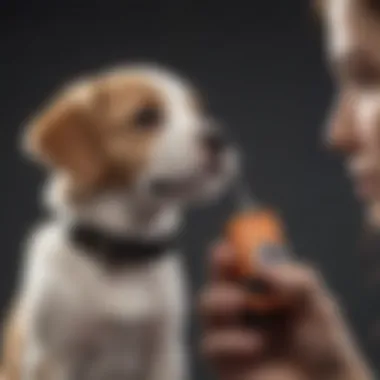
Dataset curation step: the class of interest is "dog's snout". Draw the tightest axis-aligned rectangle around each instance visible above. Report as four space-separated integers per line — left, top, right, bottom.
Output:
202 129 226 155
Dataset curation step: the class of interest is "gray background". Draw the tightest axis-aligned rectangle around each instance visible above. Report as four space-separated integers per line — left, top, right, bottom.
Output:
1 0 378 376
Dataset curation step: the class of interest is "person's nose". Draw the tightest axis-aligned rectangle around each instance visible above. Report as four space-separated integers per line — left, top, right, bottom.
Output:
324 91 360 154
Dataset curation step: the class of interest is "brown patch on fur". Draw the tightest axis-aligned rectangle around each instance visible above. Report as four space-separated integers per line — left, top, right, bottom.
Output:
25 87 108 195
23 70 168 200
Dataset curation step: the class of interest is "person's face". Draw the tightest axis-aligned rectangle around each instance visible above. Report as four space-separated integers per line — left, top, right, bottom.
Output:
321 0 380 222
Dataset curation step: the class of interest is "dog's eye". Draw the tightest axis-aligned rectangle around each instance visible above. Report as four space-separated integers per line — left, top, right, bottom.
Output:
134 105 162 129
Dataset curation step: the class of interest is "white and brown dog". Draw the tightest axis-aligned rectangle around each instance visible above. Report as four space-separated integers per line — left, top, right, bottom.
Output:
1 65 238 380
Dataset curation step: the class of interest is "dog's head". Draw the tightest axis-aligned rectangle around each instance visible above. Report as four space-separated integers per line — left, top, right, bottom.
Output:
23 65 238 207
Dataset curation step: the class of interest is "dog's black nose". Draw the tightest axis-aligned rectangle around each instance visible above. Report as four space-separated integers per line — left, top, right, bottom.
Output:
202 128 227 155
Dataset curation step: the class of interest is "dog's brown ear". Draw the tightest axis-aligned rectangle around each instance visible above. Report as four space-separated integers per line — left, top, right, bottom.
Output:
22 85 107 189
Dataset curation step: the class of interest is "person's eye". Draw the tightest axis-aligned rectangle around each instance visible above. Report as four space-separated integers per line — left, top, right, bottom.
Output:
350 67 380 88
366 0 380 15
134 105 163 129
343 59 380 88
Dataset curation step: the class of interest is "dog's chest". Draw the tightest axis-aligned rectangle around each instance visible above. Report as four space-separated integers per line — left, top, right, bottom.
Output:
27 223 185 380
68 314 160 380
81 268 159 319
69 316 159 380
50 249 176 379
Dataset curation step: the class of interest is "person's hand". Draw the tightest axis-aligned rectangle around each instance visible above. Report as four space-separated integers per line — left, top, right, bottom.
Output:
199 242 373 380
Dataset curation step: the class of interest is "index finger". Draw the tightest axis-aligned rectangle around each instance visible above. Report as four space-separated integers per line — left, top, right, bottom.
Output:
257 263 327 305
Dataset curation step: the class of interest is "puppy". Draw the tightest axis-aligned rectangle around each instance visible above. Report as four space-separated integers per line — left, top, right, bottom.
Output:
1 64 238 380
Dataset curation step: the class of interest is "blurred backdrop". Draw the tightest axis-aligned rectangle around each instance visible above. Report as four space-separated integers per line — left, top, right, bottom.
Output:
1 0 378 376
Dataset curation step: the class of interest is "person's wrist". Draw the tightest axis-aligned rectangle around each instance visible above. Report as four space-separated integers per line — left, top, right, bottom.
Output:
309 360 373 380
304 313 374 380
313 292 374 380
312 342 374 380
337 349 374 380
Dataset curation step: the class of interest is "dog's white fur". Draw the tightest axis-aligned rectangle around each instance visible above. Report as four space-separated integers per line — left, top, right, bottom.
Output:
6 65 238 380
20 221 188 380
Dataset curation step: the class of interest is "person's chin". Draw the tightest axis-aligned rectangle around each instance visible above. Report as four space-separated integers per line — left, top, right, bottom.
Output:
352 178 380 228
352 173 380 202
365 202 380 229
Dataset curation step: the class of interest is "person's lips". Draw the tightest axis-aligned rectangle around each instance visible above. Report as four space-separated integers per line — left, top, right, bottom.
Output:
352 172 380 200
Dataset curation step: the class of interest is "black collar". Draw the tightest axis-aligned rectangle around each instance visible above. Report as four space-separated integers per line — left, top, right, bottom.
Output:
68 223 178 269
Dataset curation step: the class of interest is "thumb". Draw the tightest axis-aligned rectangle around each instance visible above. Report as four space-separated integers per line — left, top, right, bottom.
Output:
257 263 327 306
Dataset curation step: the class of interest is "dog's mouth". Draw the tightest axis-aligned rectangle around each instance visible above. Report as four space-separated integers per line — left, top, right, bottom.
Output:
150 176 205 197
148 149 237 200
150 165 224 198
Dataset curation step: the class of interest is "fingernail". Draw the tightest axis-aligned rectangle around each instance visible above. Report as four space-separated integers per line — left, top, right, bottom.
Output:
257 243 293 268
